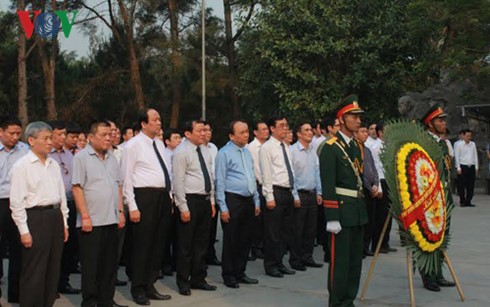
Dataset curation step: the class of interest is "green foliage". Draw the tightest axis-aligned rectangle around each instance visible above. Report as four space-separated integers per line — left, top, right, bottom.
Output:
381 120 452 276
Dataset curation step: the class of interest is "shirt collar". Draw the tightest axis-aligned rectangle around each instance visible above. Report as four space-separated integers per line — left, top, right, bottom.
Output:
428 131 441 142
0 141 22 152
270 136 284 146
139 132 156 145
50 146 65 154
27 150 52 165
338 130 352 145
296 141 310 152
86 144 111 160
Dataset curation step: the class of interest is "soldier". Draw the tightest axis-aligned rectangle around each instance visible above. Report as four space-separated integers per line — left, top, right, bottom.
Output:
319 94 367 306
419 104 456 292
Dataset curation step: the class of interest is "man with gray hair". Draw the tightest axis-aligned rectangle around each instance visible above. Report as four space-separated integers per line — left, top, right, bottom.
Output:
10 121 69 307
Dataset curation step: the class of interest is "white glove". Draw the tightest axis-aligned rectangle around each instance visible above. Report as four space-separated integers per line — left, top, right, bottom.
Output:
326 221 342 234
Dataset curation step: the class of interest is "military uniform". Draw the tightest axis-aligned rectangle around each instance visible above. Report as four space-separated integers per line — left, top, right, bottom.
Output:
419 104 456 291
319 95 368 306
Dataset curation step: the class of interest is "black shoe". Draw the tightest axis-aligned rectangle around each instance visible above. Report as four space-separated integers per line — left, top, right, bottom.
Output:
58 284 81 294
363 250 375 257
466 203 475 207
290 263 307 271
71 266 81 274
179 288 191 296
191 282 217 291
157 271 164 279
113 301 129 307
147 290 172 300
266 269 283 278
206 258 222 266
56 293 60 299
224 282 240 288
133 294 151 305
382 245 398 252
240 276 259 284
378 248 389 254
303 260 323 268
423 281 441 292
437 278 456 287
248 253 257 261
115 278 128 286
278 266 296 275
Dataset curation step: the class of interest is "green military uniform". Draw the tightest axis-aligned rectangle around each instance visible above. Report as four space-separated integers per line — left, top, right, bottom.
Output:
319 95 368 306
420 104 456 291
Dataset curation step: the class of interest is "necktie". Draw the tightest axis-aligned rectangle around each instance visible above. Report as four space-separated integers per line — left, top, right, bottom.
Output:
281 143 294 188
196 146 212 193
153 141 171 192
240 148 255 195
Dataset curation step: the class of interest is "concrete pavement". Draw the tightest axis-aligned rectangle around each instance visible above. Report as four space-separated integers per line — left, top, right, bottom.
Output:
1 193 489 306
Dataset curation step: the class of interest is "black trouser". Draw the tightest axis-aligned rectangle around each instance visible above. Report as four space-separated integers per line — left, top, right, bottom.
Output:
162 202 179 271
363 190 376 252
176 194 211 291
373 179 392 249
129 188 171 298
221 192 255 284
117 204 129 279
58 200 78 290
0 198 21 302
250 184 265 257
457 165 476 206
289 190 318 266
79 224 118 307
205 203 219 262
263 186 294 273
20 207 64 307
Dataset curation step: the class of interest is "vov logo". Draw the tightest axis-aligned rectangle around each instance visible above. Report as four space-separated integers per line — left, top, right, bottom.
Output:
17 9 78 39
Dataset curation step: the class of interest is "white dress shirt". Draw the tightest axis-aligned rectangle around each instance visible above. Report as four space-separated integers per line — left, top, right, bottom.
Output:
173 140 215 212
9 150 69 235
247 137 265 184
454 141 478 171
259 136 295 202
367 134 385 192
311 134 326 149
121 133 172 212
365 136 381 151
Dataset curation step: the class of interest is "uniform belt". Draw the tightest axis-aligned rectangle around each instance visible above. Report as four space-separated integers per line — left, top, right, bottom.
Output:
273 185 292 192
186 194 210 201
335 187 363 198
298 189 316 194
27 203 61 211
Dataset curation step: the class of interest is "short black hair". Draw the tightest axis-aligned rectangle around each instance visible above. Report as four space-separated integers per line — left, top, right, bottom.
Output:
66 121 81 134
122 126 133 135
163 128 181 142
47 120 66 131
228 120 248 135
253 121 267 131
137 108 151 126
294 121 311 136
311 119 322 130
0 116 22 130
462 128 472 134
183 120 204 134
132 121 141 133
360 122 369 129
266 115 287 129
375 122 384 135
88 120 111 135
322 113 336 130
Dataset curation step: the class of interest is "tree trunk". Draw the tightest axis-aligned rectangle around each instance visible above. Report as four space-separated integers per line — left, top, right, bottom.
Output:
17 0 28 126
169 0 181 128
116 0 145 110
223 0 240 118
36 37 57 120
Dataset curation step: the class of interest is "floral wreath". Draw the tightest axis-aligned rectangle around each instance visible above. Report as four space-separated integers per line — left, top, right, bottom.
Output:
381 120 453 276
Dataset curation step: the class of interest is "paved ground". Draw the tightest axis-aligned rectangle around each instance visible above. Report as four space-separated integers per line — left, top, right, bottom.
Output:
1 193 489 306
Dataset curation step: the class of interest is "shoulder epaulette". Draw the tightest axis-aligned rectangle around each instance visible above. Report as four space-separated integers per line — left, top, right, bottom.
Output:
326 137 337 145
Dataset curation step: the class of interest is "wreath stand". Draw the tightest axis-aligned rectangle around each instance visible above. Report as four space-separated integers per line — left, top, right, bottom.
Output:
360 214 465 307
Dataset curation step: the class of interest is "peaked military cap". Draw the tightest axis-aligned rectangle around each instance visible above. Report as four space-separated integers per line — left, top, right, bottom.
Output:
335 94 365 119
421 103 447 125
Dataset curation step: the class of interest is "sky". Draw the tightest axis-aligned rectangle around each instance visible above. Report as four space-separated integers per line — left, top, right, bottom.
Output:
1 0 224 58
